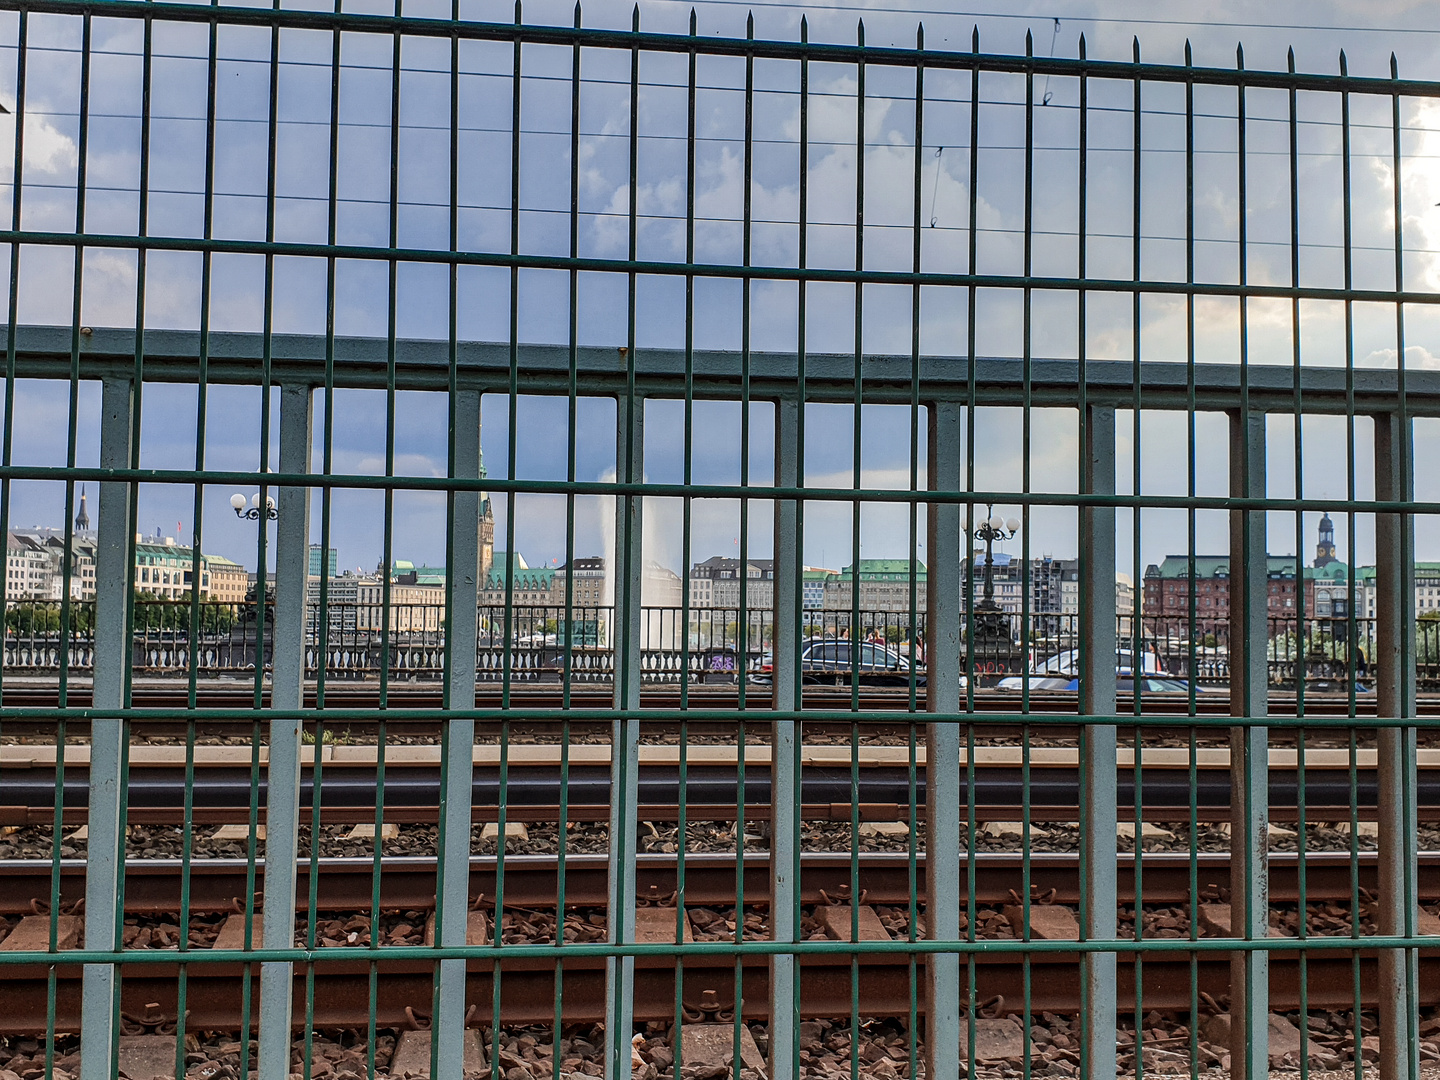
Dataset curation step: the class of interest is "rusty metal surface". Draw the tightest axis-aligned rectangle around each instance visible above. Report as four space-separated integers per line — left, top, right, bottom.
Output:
0 850 1426 914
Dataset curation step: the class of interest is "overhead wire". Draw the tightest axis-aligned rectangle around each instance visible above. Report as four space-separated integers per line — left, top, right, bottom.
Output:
6 41 1437 137
635 0 1440 39
11 177 1427 260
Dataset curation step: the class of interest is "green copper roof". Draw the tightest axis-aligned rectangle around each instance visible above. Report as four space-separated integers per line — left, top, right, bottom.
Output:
835 559 927 580
1147 554 1302 579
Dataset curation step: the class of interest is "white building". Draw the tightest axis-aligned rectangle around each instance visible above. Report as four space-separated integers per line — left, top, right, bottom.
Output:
5 532 57 599
688 557 774 610
1116 572 1135 616
1356 562 1440 620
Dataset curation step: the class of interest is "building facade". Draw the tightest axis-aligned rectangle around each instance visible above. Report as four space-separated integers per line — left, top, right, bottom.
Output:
480 552 554 606
1355 562 1440 621
551 556 606 607
5 532 60 600
309 545 338 579
688 556 775 610
1116 572 1136 616
307 571 366 634
134 539 214 601
802 568 835 609
823 560 928 613
355 579 445 631
206 555 249 605
1142 556 1350 633
1142 518 1353 634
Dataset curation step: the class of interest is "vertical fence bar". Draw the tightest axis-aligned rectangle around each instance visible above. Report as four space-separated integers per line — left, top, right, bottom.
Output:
1374 410 1418 1080
79 374 136 1080
436 387 482 1074
925 399 963 1080
606 392 643 1080
1228 409 1268 1080
1079 403 1116 1080
259 382 315 1080
770 393 801 1080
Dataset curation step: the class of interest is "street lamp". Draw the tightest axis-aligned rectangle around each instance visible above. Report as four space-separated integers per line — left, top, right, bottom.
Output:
231 492 277 521
966 504 1020 642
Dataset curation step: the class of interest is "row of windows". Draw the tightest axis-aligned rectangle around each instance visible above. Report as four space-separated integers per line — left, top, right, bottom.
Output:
139 568 204 586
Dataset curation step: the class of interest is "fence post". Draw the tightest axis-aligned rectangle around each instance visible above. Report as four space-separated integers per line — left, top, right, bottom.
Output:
79 374 135 1080
435 387 482 1074
1079 404 1117 1080
770 394 800 1080
925 400 963 1080
606 392 642 1080
1374 411 1418 1080
258 382 314 1080
1228 409 1269 1080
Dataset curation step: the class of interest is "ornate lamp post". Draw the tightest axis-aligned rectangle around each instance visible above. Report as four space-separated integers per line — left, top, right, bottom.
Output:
231 492 277 521
227 493 276 666
967 504 1020 642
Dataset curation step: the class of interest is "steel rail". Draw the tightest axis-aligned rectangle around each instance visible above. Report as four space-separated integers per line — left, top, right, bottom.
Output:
0 0 1434 97
0 763 1431 819
1 326 1435 415
3 742 1437 768
0 951 1434 1033
0 684 1432 721
9 231 1440 307
0 850 1425 914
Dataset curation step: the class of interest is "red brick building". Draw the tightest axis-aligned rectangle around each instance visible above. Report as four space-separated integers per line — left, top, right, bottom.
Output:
1141 518 1351 635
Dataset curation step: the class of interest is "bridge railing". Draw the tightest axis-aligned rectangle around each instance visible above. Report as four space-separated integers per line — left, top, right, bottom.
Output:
1 597 1419 687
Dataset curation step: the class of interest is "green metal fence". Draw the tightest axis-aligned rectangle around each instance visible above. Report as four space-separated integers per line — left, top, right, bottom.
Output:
0 4 1432 1080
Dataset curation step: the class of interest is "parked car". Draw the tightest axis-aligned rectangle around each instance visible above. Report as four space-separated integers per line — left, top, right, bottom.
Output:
997 672 1219 694
1033 647 1166 676
997 647 1168 692
994 674 1074 692
754 639 926 687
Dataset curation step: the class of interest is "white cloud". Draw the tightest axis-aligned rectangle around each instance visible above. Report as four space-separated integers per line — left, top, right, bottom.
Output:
1360 343 1440 369
8 112 80 175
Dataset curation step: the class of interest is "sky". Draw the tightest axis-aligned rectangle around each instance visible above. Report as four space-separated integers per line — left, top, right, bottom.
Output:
4 0 1440 585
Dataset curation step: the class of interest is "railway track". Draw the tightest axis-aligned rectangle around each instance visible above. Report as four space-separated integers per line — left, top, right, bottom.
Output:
0 681 1424 724
0 851 1436 1033
3 743 1437 825
3 718 1431 1044
0 850 1426 913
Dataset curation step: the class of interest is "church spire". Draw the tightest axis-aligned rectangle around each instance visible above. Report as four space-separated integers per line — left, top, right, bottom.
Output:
1313 511 1337 568
75 485 91 532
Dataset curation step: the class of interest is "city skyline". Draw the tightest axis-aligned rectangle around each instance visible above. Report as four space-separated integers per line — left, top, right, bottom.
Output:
0 391 1392 581
6 503 1363 600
